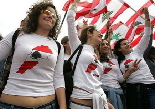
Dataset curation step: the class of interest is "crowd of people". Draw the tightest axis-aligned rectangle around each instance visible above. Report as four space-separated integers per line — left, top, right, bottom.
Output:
0 0 155 109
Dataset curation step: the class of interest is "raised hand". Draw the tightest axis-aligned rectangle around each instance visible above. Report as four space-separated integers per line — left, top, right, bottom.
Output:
123 59 142 79
141 7 149 15
128 59 142 73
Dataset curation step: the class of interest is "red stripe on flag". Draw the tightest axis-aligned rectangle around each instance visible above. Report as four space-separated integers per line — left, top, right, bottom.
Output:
75 8 90 20
111 21 123 30
100 2 129 34
134 25 144 35
153 32 155 40
90 15 100 25
109 3 129 23
85 6 107 18
79 2 92 8
151 18 155 25
91 0 100 9
106 0 112 4
130 35 142 47
124 22 134 39
62 0 74 11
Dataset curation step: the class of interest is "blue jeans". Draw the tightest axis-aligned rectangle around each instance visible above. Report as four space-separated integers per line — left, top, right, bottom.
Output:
148 88 155 109
101 86 124 109
0 100 58 109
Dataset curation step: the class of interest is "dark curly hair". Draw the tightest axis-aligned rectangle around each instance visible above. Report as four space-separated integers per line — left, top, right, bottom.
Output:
113 38 126 64
21 1 60 40
79 26 96 44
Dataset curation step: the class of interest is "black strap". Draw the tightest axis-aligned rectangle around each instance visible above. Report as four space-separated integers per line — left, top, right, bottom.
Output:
72 45 83 72
12 29 20 55
55 41 61 55
67 45 82 62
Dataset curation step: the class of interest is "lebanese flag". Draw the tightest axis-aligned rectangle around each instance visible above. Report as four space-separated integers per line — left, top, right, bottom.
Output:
98 0 129 34
75 0 107 20
130 35 142 48
125 0 154 26
101 21 129 49
110 22 129 49
131 33 155 48
134 14 155 35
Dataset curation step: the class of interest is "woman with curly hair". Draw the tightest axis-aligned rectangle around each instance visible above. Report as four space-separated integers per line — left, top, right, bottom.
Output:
0 1 66 109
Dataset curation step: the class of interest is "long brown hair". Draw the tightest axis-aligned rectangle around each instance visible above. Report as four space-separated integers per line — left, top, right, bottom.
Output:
80 26 100 58
79 26 95 44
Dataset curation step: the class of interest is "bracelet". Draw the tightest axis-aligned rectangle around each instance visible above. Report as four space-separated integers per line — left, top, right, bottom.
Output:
146 19 150 21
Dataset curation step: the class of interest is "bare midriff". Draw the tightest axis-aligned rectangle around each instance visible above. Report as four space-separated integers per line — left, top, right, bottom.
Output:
0 93 55 107
70 86 93 106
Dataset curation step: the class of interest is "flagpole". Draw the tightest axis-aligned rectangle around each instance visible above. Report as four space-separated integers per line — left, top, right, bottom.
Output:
119 0 147 21
56 11 68 38
128 6 146 20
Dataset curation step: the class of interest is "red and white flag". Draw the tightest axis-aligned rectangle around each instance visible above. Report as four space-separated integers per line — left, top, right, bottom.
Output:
75 0 107 20
125 0 154 26
97 0 130 34
101 21 129 49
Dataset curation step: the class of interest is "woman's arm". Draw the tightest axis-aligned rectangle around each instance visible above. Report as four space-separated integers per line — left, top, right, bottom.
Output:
143 24 154 58
67 0 81 52
55 88 66 109
134 7 151 55
53 44 66 109
0 31 15 61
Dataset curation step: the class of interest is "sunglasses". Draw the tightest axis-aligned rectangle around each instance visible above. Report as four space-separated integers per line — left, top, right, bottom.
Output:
41 10 57 19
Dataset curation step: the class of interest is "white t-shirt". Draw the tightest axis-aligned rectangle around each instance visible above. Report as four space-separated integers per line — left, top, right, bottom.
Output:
120 28 155 84
0 31 65 96
101 59 124 88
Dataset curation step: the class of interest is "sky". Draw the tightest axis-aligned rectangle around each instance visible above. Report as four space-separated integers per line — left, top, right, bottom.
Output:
0 0 155 46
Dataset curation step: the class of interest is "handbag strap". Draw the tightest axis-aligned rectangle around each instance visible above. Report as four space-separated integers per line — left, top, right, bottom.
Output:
67 45 82 62
72 45 83 72
12 29 20 55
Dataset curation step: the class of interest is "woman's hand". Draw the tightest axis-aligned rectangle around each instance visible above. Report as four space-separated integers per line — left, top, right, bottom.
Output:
123 59 142 79
128 59 142 73
141 7 149 15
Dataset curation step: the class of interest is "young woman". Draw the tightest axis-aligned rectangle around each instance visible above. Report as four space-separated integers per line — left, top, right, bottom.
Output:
0 1 66 109
67 0 114 109
99 27 141 109
114 7 155 109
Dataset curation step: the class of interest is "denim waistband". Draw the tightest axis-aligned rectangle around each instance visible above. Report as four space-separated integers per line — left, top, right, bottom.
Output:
0 100 58 109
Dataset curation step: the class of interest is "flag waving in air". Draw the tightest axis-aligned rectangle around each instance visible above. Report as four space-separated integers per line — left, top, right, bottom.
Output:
75 0 107 19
